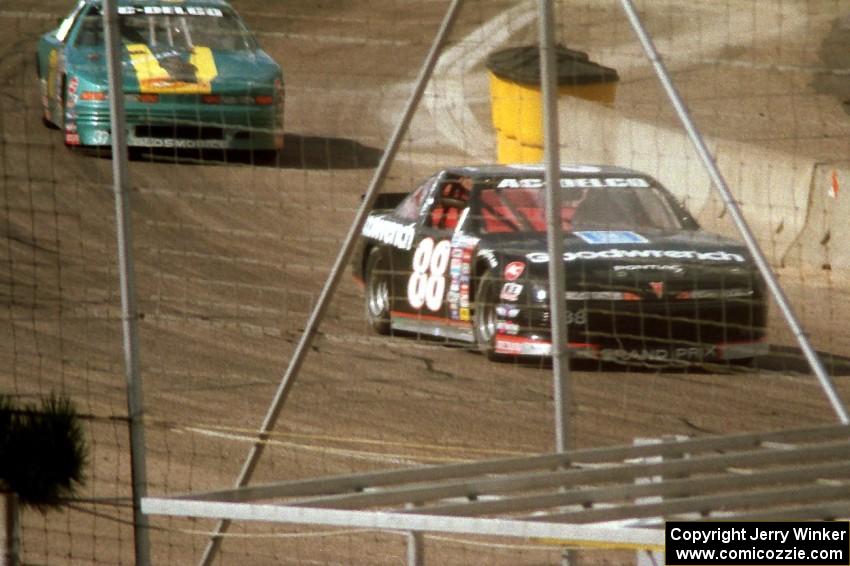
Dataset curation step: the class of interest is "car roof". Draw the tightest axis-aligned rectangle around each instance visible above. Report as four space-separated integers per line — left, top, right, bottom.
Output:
83 0 231 7
441 163 652 178
442 164 659 181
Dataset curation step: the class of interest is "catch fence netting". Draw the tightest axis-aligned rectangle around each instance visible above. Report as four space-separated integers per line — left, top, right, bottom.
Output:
1 0 849 564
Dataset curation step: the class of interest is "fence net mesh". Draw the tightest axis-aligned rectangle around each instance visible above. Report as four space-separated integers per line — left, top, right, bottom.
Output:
1 0 849 563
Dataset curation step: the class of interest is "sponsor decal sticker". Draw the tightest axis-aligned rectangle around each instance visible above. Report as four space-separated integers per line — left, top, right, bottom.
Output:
118 6 224 16
599 346 717 361
496 177 651 189
613 264 684 274
503 261 525 281
127 136 227 149
496 321 520 335
499 282 523 301
362 216 415 250
495 339 525 355
126 43 218 94
527 249 746 263
495 305 520 318
574 231 648 245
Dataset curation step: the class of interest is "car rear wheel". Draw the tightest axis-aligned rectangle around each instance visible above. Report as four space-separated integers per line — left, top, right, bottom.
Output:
365 248 391 335
473 270 504 361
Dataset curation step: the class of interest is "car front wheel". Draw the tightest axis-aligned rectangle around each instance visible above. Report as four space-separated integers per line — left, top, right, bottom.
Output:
473 270 505 361
364 248 391 334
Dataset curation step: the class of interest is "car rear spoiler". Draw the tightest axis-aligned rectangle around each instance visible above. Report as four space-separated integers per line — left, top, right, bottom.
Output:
363 192 407 211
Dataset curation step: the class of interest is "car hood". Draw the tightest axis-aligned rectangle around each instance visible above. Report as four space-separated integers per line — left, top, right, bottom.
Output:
479 229 759 285
67 46 280 92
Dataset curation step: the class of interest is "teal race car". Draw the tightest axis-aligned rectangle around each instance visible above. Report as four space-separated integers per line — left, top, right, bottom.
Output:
37 0 284 151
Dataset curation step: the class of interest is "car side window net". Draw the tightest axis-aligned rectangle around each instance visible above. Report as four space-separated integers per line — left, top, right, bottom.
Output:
428 181 471 231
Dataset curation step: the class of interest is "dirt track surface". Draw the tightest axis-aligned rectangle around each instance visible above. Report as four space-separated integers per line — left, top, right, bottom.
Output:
2 1 850 564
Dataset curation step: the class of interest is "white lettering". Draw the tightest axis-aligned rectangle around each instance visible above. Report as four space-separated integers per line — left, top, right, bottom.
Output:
527 249 746 263
121 6 223 17
496 177 651 189
600 346 717 361
407 239 451 311
128 136 228 149
362 216 415 250
612 264 683 273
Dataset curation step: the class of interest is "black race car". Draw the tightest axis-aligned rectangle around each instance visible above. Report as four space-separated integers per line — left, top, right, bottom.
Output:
352 164 768 365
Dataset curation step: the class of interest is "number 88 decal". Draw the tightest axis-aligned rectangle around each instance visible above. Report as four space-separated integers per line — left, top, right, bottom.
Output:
407 238 452 311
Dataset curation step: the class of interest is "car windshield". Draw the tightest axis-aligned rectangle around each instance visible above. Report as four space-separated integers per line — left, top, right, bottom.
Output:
74 6 256 51
476 182 683 234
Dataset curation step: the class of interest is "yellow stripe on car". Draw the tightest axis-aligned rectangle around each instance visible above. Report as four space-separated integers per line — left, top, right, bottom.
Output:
189 47 217 86
127 43 217 94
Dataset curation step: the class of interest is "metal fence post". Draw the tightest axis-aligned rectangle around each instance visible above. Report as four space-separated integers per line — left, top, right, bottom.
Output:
198 1 465 564
539 4 577 564
102 1 151 563
537 0 571 454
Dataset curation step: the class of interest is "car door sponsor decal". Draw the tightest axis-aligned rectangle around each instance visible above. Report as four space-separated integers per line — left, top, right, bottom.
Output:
407 238 451 311
127 44 217 93
573 231 648 245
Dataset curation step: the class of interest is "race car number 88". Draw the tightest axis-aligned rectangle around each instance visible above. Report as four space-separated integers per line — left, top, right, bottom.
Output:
407 238 451 311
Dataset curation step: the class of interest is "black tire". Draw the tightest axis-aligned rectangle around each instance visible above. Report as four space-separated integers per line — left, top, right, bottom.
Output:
473 270 505 361
364 248 391 335
42 115 60 130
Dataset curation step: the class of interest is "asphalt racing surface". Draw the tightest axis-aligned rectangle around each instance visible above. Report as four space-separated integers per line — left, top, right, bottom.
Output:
1 1 849 564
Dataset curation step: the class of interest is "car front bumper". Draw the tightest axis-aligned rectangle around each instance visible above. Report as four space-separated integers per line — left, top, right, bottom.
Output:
66 100 283 150
493 297 768 362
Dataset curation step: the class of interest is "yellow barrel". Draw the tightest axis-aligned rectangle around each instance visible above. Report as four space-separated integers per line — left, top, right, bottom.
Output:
517 82 543 149
489 72 516 135
486 46 619 164
496 131 523 164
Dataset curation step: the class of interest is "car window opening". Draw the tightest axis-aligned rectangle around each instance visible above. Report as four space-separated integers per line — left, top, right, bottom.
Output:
74 8 255 51
478 184 682 234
